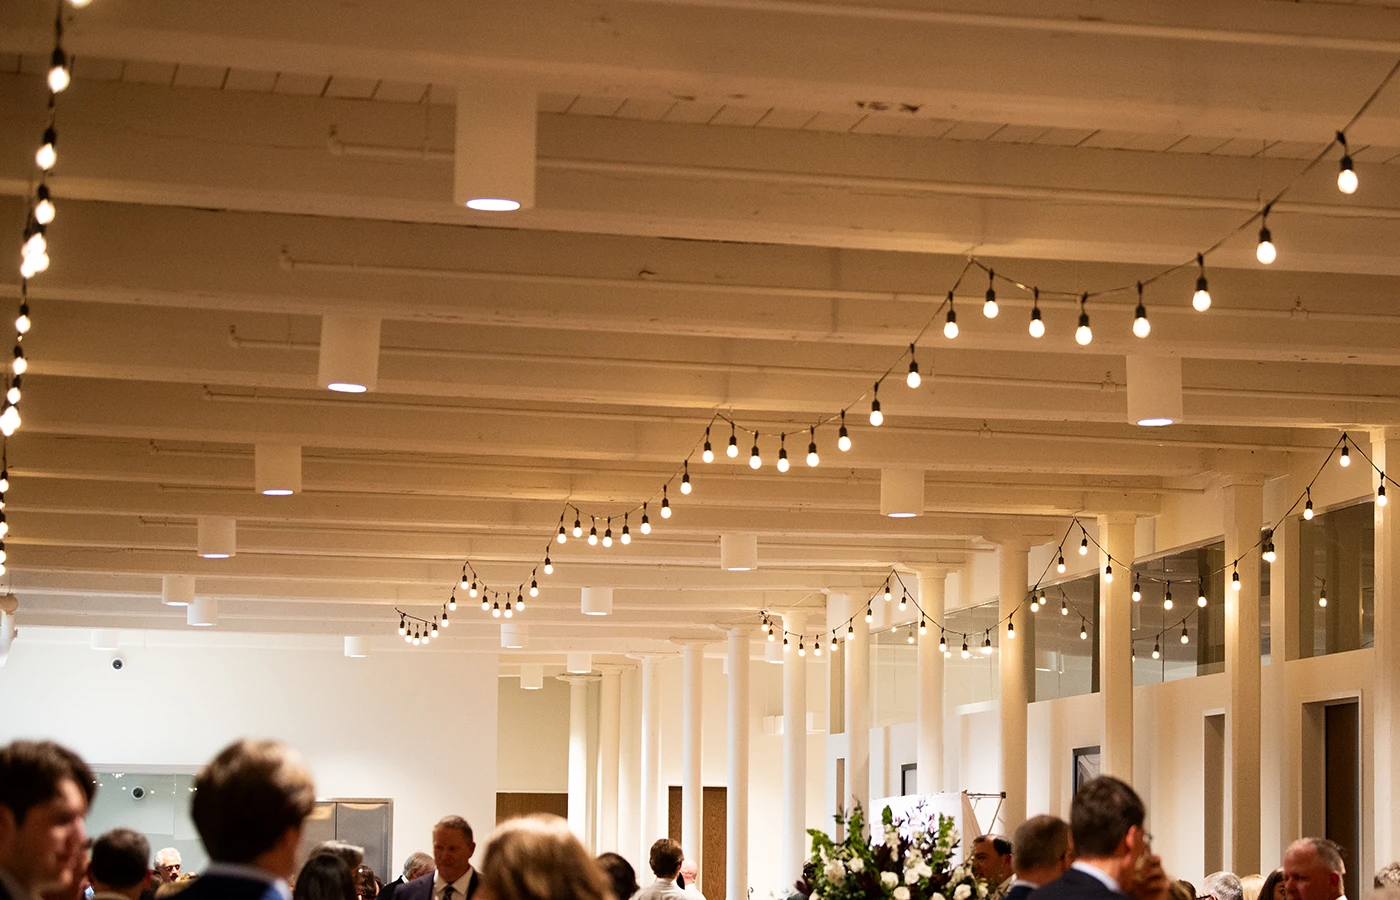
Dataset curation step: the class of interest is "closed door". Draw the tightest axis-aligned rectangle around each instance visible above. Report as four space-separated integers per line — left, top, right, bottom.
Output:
667 786 728 900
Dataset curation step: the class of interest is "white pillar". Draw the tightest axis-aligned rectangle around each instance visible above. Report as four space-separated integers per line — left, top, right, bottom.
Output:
727 628 751 900
1373 429 1400 863
1098 514 1136 783
640 656 662 864
619 665 642 868
782 611 808 882
916 569 946 793
597 666 622 853
1225 480 1263 874
565 675 594 843
998 539 1031 832
845 601 871 823
682 642 705 871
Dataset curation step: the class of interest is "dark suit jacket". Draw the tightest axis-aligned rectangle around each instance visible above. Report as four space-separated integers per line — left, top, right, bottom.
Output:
1029 867 1121 900
379 878 405 900
1006 883 1036 900
167 874 285 900
396 872 478 900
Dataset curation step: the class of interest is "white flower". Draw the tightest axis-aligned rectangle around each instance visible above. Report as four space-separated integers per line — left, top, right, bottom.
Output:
812 893 822 900
894 888 910 900
977 886 988 899
932 894 946 900
881 872 899 888
904 870 921 886
849 858 865 873
917 865 933 880
904 853 924 869
824 860 846 885
954 885 972 900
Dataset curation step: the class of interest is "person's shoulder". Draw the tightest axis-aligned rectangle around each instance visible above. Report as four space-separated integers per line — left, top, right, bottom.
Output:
1030 870 1115 900
177 876 281 900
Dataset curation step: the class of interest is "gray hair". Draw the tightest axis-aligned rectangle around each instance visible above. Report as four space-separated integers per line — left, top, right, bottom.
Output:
1289 838 1345 874
403 852 435 879
154 848 182 867
1376 863 1400 889
310 840 365 870
1205 872 1243 900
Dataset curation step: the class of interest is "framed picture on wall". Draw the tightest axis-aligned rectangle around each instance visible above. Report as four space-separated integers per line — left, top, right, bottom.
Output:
1073 746 1101 795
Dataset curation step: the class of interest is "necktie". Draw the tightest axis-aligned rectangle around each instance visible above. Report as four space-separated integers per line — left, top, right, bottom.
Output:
444 886 456 900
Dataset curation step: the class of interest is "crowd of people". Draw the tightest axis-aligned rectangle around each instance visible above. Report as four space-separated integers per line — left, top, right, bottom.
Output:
0 738 1395 900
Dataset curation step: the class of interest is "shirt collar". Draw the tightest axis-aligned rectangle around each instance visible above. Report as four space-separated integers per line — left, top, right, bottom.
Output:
433 869 474 895
1071 862 1122 894
203 862 292 900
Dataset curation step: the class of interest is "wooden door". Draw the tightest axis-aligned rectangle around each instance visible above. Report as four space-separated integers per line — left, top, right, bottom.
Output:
667 786 728 900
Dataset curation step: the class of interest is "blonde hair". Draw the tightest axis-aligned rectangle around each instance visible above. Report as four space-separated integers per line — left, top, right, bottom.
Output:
1240 874 1264 900
479 816 610 900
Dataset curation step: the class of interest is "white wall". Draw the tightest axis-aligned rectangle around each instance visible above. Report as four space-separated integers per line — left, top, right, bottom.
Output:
0 629 499 869
497 673 570 792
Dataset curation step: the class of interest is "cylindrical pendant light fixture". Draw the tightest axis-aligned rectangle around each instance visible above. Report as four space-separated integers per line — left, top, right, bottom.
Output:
720 533 759 571
581 587 614 616
187 596 218 627
255 444 302 496
318 315 381 393
91 629 119 651
501 622 527 649
454 83 537 211
520 664 544 690
765 639 784 664
161 574 195 607
196 517 236 559
566 651 592 674
880 469 925 518
343 636 369 658
1126 355 1184 427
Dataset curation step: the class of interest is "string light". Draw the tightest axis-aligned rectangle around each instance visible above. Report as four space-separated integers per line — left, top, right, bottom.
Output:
1080 621 1089 641
1319 581 1328 607
544 553 553 574
1232 565 1241 591
48 48 70 94
806 428 820 467
36 128 57 172
1263 531 1277 563
681 460 692 494
641 503 651 534
906 344 922 388
469 579 479 598
1060 599 1068 616
981 630 993 655
1180 625 1191 645
777 433 790 472
1193 254 1212 312
1104 562 1114 583
1132 579 1141 602
492 601 501 618
983 271 999 318
838 411 852 452
1132 282 1150 339
661 485 672 517
783 635 789 652
1337 132 1358 194
588 518 598 545
749 435 762 470
944 292 959 339
702 427 714 463
727 422 739 458
573 513 583 538
34 186 54 226
898 590 908 611
481 595 490 611
1341 441 1351 467
1007 618 1016 639
602 519 613 547
503 600 514 619
1030 595 1039 612
621 514 631 544
1152 640 1161 660
883 579 892 601
1256 206 1277 265
814 637 823 656
448 591 458 611
907 630 915 644
869 383 883 426
1197 580 1207 608
1057 550 1066 574
831 630 840 651
1164 582 1174 611
1029 288 1045 338
798 638 805 657
864 605 873 623
938 630 947 654
558 523 567 544
960 636 970 659
847 623 855 641
1079 534 1089 555
1305 488 1314 520
919 617 927 635
1075 294 1093 346
1380 474 1389 508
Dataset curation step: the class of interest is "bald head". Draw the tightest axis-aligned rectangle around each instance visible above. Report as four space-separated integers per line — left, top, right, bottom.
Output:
1284 839 1345 900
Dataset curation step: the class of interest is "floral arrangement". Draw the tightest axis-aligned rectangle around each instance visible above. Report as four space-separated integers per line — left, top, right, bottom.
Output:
805 805 988 900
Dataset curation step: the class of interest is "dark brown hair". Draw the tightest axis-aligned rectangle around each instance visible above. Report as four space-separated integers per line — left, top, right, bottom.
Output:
191 739 316 863
91 828 151 889
1070 775 1145 858
648 839 683 879
0 740 95 826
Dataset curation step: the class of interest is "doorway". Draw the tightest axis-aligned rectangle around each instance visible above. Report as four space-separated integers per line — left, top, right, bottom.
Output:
667 786 728 900
1301 698 1360 900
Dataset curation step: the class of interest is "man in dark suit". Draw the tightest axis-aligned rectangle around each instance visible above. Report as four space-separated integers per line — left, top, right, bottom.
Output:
379 854 434 900
175 739 317 900
1004 816 1072 900
0 740 96 900
1029 776 1167 900
395 819 478 900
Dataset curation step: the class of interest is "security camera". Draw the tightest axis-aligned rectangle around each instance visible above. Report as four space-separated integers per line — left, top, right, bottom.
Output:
111 657 124 671
131 786 145 800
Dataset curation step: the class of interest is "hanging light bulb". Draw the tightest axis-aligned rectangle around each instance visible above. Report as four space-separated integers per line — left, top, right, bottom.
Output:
944 292 959 339
448 591 458 611
1256 208 1277 265
750 435 762 469
864 605 873 623
898 591 908 611
806 428 820 467
557 523 567 544
1319 583 1328 607
36 128 57 171
492 601 501 618
515 590 525 611
503 600 514 619
1132 580 1141 602
602 519 613 547
588 519 599 545
469 579 479 598
1075 294 1093 346
34 185 55 225
1232 566 1241 591
1132 282 1151 338
681 460 692 494
919 617 927 635
906 343 921 388
641 504 651 534
0 403 21 437
1180 626 1190 645
758 617 769 636
768 624 777 643
1341 442 1351 467
1380 475 1389 508
1164 582 1174 611
983 271 999 318
1007 619 1016 639
48 49 70 93
1305 488 1314 520
777 433 790 472
982 630 993 655
1057 550 1066 574
702 427 714 463
661 485 672 517
11 348 25 379
1337 132 1358 194
573 514 583 538
883 580 892 602
23 230 46 261
1030 595 1040 612
1193 254 1212 312
544 554 554 574
1152 641 1161 660
815 637 823 656
398 616 407 636
1080 534 1089 556
7 379 19 405
798 638 806 657
1104 563 1114 583
938 631 947 653
431 619 440 638
906 631 915 645
1263 533 1277 563
869 383 883 427
1029 288 1045 338
481 595 490 611
621 515 631 544
727 422 740 458
847 623 855 641
838 410 852 452
1197 581 1208 608
831 631 840 651
960 637 970 659
783 635 790 652
441 609 450 627
1060 599 1068 616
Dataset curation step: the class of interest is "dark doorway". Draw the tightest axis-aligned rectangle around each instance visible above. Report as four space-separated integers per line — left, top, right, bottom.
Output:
1324 702 1360 900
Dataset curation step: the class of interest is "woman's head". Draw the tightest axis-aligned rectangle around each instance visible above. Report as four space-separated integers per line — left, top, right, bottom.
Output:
294 854 358 900
596 853 638 900
479 816 611 900
1260 868 1286 900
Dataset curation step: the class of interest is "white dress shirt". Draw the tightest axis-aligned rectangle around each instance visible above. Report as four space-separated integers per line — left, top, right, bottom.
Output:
433 869 475 900
635 877 689 900
1071 862 1123 895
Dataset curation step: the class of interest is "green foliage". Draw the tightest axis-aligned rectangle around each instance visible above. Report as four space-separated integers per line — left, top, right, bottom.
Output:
804 804 988 900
